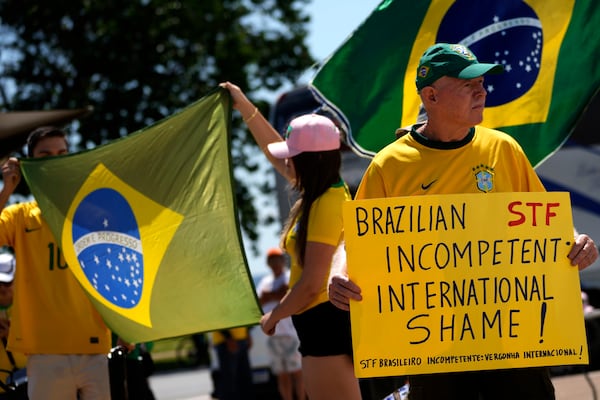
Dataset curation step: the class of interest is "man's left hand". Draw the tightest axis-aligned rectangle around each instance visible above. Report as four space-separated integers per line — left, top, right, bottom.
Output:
570 234 599 270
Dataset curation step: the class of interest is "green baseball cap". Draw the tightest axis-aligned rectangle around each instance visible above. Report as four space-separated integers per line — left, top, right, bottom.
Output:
415 43 504 90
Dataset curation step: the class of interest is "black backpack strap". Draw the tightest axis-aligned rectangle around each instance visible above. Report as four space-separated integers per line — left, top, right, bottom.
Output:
1 337 17 371
0 366 15 392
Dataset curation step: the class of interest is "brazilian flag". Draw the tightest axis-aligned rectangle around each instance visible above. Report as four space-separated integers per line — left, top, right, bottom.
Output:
310 0 599 166
20 88 262 342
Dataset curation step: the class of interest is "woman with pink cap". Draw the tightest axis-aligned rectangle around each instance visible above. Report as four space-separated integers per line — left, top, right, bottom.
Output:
221 82 361 400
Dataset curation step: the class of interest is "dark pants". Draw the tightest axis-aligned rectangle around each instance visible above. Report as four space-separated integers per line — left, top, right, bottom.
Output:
124 358 155 400
360 376 408 399
408 367 555 400
109 351 155 400
215 339 254 400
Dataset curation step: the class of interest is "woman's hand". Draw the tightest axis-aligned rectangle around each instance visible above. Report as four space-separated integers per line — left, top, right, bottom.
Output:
260 311 278 336
219 82 255 118
1 157 21 195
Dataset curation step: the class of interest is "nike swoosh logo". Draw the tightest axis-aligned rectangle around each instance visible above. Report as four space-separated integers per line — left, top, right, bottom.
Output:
421 180 437 190
25 227 41 233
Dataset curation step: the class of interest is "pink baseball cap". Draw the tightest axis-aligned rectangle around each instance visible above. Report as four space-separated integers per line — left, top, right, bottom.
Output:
267 114 340 159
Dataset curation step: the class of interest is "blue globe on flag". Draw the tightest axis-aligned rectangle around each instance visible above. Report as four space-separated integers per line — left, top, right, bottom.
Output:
71 188 143 309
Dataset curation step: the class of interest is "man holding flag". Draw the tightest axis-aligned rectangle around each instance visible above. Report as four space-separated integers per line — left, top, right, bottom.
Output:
328 43 598 399
0 126 111 400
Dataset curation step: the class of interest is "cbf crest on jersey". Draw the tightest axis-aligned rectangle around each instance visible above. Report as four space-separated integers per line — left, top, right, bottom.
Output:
311 0 599 166
20 88 262 342
473 164 495 193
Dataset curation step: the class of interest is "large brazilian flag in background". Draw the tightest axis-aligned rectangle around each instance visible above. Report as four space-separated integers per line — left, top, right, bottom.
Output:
310 0 599 166
20 88 262 342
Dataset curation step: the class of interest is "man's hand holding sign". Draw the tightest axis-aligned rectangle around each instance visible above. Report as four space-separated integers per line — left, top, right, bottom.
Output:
342 192 587 377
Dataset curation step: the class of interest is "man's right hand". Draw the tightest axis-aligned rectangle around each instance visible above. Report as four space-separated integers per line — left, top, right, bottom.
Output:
328 274 362 311
1 157 21 195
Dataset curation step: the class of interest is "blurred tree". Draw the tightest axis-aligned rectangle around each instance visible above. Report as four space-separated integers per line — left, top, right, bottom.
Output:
0 0 314 252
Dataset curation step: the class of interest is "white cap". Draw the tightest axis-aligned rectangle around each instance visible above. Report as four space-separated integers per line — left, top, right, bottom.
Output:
0 253 15 283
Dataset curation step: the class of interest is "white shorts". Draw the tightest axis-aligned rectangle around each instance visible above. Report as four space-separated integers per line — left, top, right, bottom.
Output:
27 354 110 400
267 335 302 374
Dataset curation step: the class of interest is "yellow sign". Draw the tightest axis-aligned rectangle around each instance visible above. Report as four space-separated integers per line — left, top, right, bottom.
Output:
344 192 587 377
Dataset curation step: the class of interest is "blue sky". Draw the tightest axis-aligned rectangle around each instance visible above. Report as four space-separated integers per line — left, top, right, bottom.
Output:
245 0 382 277
255 0 382 99
305 0 381 61
286 0 383 90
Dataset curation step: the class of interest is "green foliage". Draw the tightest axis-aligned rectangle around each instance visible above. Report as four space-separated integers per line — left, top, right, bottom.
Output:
0 0 314 252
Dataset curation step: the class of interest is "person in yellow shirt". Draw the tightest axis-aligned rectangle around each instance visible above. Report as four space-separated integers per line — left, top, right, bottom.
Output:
221 82 361 400
0 252 27 399
0 127 111 400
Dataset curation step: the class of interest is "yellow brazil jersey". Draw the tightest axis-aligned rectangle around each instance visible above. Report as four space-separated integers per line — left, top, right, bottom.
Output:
0 202 111 354
0 306 26 393
286 181 351 313
356 125 545 200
